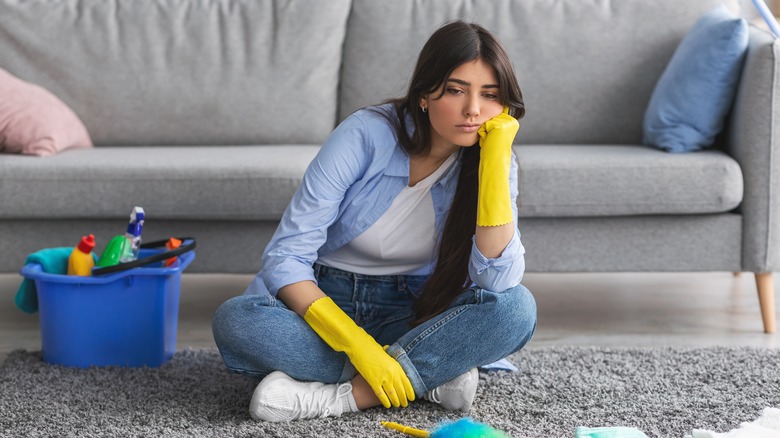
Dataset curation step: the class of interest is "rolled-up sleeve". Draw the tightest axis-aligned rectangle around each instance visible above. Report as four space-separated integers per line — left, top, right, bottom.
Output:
468 229 525 292
261 114 369 296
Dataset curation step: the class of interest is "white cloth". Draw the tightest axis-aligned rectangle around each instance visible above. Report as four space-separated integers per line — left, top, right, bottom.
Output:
686 408 780 438
478 358 519 372
318 153 457 276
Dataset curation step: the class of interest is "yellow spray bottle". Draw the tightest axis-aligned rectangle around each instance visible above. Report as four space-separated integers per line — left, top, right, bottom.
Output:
67 234 96 276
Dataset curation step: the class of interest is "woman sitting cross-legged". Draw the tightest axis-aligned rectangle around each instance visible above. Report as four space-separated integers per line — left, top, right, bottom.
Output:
212 19 537 422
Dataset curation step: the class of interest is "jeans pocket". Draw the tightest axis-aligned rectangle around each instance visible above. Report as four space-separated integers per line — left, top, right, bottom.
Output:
403 276 427 299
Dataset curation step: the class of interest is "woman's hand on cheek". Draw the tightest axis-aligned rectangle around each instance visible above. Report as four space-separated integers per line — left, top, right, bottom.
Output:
478 106 519 150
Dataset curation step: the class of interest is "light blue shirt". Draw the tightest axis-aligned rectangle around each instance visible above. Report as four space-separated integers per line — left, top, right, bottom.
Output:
245 104 525 297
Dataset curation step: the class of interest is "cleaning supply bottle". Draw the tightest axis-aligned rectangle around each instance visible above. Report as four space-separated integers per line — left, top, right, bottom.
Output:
119 206 145 263
164 237 182 267
67 234 96 276
96 235 127 268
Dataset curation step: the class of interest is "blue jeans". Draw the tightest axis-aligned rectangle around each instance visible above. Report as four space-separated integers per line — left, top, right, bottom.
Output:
212 263 536 397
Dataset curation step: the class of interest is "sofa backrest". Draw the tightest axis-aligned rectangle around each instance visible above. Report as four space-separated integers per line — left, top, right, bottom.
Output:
0 0 351 146
340 0 739 145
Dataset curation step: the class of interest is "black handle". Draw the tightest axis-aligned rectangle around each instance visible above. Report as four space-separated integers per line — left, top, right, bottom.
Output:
91 237 196 276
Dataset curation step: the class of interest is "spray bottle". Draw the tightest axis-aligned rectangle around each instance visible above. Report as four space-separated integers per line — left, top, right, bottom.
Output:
119 206 145 263
67 234 96 276
96 235 127 268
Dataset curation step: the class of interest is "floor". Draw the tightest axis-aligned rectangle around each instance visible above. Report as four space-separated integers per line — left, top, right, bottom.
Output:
1 270 777 361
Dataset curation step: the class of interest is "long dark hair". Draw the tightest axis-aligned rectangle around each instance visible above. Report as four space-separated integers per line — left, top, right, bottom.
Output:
376 21 525 326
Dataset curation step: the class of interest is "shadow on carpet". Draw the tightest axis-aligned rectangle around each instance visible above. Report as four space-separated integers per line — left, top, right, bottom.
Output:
1 346 779 437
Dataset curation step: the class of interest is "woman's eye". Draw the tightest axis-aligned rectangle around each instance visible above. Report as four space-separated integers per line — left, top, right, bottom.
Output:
483 93 498 100
446 88 464 95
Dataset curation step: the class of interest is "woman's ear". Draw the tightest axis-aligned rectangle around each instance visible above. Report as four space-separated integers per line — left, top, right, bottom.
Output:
419 97 427 111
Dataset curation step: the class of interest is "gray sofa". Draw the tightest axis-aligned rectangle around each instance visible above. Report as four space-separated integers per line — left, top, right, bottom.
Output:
1 0 777 332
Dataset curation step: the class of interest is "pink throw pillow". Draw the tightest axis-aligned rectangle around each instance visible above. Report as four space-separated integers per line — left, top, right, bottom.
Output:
0 67 92 156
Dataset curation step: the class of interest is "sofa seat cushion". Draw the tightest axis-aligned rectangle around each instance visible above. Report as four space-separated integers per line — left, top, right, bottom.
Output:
516 145 743 217
1 144 743 221
0 146 319 220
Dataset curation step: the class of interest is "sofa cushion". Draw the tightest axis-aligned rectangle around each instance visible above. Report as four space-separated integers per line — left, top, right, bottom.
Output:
515 145 743 217
0 146 319 220
341 0 738 145
0 0 351 146
643 5 749 153
1 144 743 221
0 68 92 156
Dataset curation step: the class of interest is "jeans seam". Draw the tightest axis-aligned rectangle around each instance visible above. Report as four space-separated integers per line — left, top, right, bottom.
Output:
404 304 471 353
314 263 354 280
380 310 415 326
225 364 264 378
352 277 360 324
388 345 428 396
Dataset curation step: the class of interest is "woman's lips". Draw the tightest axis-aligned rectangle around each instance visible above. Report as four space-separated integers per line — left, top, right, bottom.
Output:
456 124 480 133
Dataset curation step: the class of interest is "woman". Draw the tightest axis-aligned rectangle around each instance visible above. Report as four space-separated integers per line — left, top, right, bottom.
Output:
212 20 536 422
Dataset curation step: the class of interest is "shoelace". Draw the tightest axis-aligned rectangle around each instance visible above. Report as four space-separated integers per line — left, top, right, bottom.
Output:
292 382 353 419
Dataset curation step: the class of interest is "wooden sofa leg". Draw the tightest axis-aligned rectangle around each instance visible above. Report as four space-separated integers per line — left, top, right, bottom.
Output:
755 272 776 334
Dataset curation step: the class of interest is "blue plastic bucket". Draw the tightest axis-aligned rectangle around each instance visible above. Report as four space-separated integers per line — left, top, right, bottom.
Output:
20 248 195 367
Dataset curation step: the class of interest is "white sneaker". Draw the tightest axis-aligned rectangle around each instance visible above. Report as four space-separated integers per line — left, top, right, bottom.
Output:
249 371 358 422
424 368 479 412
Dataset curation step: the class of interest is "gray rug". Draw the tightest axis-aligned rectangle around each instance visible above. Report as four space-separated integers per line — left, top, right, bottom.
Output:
2 346 779 437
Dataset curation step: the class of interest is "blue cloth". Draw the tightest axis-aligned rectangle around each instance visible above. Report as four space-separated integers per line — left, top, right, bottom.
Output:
576 426 649 438
478 357 519 372
249 104 525 297
643 4 748 153
213 263 537 395
15 247 74 313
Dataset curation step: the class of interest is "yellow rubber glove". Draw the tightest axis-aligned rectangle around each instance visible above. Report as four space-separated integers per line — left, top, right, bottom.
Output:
477 107 519 227
303 296 415 408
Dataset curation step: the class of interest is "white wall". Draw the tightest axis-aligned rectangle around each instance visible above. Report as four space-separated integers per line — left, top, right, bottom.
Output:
742 0 777 20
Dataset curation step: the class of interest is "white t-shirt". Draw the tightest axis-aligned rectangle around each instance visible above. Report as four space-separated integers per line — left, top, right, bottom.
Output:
318 153 457 275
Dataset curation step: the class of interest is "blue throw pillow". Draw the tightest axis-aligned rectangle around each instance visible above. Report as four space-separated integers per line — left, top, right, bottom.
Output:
643 4 748 153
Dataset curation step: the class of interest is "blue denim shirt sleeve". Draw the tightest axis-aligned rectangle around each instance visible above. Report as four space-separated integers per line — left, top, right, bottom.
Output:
468 229 525 292
467 149 526 292
261 114 371 296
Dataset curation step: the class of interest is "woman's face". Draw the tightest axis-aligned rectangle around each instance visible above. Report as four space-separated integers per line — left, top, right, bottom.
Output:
421 59 504 153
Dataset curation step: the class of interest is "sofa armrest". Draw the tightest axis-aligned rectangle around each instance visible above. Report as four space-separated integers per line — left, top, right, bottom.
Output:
728 26 780 272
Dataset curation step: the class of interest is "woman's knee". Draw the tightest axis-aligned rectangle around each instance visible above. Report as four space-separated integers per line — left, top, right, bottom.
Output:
211 295 286 376
212 296 242 350
211 294 274 350
490 284 537 351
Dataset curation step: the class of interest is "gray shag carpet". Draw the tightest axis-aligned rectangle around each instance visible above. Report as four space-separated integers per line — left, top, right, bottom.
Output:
2 346 779 437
